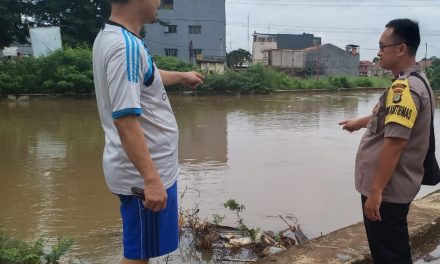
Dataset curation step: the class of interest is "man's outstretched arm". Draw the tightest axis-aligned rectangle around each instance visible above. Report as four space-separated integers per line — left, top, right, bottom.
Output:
158 70 204 89
339 115 372 132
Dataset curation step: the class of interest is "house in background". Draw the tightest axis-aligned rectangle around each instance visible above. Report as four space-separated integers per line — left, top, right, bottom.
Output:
196 54 225 74
368 64 391 77
144 0 226 64
304 44 360 76
252 32 321 64
261 43 360 77
418 59 433 68
359 60 374 76
1 44 33 58
262 49 306 75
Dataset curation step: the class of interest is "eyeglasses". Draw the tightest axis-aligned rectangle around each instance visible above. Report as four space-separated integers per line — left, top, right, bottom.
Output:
379 42 405 52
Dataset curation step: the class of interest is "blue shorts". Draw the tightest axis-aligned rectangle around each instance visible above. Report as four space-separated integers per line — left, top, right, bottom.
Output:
118 181 179 260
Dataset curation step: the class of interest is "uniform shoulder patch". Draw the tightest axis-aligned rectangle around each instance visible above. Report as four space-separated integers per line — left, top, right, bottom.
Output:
385 79 418 129
391 82 407 103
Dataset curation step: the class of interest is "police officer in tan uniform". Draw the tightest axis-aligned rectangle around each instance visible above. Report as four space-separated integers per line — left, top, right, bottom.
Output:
339 19 434 263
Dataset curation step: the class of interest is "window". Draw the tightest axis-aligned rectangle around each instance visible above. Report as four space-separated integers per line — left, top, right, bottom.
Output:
193 49 203 60
165 49 178 57
161 0 173 9
189 25 202 34
313 38 321 46
193 49 203 56
164 25 177 33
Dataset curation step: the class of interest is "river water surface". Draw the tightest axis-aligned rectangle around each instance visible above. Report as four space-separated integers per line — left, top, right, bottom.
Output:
1 91 439 263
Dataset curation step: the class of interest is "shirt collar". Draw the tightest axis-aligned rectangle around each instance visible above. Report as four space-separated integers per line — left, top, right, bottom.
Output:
394 64 421 81
106 20 142 40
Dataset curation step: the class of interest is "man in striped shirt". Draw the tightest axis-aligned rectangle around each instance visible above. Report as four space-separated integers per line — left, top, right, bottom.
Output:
93 0 204 263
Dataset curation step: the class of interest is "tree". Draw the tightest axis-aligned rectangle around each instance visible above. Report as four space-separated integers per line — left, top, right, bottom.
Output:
0 0 33 48
0 0 111 48
426 58 440 89
373 57 380 63
226 49 252 69
29 0 111 46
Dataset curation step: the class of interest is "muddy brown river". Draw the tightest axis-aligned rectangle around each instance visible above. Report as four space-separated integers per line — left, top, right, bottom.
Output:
1 92 439 263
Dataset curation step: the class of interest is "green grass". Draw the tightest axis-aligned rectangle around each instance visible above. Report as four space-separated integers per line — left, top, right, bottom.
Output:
199 65 391 93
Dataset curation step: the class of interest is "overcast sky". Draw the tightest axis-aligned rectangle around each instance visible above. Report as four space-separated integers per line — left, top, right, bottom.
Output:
225 0 440 61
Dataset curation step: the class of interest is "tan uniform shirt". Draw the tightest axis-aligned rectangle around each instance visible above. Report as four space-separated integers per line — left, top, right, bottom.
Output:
355 65 433 203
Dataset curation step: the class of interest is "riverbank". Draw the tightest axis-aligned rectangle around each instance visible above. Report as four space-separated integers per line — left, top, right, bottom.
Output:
257 190 440 264
2 47 439 96
0 46 392 96
3 87 387 100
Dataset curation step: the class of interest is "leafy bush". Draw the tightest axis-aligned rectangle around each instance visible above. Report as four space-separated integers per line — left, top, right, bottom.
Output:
0 48 390 95
39 47 94 94
427 59 440 90
0 46 93 95
199 64 391 93
352 77 373 87
0 230 73 264
153 55 196 72
200 64 302 93
0 57 41 94
328 76 352 89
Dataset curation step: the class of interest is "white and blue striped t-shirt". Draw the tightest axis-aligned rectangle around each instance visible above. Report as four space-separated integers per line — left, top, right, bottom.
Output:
93 21 179 195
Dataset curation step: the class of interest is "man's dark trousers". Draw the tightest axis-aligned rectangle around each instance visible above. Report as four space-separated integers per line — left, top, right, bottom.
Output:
361 195 412 264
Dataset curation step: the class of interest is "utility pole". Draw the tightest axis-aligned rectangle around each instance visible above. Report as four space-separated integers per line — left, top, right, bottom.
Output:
220 38 223 58
316 45 321 80
280 50 283 67
229 28 232 51
247 14 250 52
291 54 294 76
425 42 428 61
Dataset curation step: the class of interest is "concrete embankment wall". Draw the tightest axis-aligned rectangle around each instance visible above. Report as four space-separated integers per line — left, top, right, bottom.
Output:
258 190 440 264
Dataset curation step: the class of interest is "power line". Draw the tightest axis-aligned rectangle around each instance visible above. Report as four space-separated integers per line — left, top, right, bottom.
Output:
226 23 440 37
158 17 436 36
224 0 440 37
156 15 440 37
227 0 438 8
429 44 440 51
155 16 440 37
227 0 435 3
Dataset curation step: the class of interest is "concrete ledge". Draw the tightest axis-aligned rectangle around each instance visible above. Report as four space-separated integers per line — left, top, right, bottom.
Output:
257 190 440 264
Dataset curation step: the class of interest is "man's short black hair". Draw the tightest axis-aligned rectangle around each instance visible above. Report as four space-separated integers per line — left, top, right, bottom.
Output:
386 18 420 56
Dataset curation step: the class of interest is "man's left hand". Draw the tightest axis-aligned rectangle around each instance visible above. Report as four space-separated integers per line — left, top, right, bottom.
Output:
364 192 382 222
181 71 204 89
